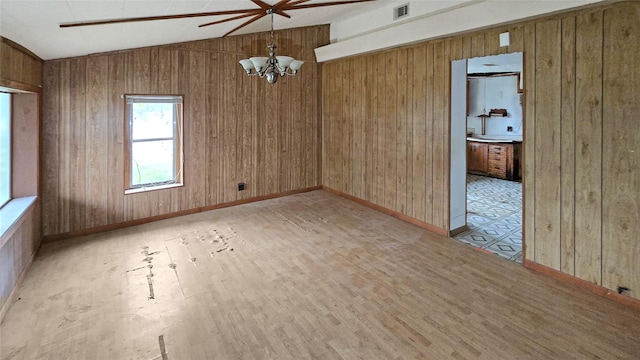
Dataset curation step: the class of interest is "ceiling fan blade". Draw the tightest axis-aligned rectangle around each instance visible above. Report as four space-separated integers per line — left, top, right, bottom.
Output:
283 0 376 11
199 12 261 28
223 13 267 37
260 1 293 19
272 0 296 8
250 0 272 10
282 0 311 7
274 10 292 19
60 9 260 28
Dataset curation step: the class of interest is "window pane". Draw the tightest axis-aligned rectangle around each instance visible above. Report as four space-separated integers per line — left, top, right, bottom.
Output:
131 103 175 140
131 140 175 186
0 93 10 207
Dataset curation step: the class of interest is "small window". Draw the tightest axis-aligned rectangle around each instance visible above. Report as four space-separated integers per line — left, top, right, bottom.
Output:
124 95 183 193
0 92 10 207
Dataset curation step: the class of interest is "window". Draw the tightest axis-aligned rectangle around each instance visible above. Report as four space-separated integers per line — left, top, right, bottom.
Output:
0 93 10 207
124 95 183 193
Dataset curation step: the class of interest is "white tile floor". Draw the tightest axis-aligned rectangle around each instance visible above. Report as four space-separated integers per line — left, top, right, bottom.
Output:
454 174 523 262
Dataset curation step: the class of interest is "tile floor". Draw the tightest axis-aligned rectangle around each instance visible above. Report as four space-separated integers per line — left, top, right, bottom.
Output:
454 174 523 262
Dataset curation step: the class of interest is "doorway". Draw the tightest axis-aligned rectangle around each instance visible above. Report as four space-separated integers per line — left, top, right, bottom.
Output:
450 53 524 262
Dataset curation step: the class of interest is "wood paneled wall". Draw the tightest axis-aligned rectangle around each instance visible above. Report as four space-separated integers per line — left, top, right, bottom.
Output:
0 38 43 322
322 2 639 300
0 201 41 322
323 41 451 230
0 37 42 91
42 26 327 238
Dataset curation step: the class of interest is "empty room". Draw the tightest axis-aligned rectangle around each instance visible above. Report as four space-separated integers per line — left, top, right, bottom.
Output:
1 0 639 358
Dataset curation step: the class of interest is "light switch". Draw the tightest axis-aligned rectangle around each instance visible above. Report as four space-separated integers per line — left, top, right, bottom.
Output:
499 32 510 47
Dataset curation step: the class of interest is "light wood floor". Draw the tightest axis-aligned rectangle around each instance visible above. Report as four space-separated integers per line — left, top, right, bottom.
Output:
1 190 639 359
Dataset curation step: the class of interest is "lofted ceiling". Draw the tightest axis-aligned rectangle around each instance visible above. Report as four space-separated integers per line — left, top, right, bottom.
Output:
0 0 387 60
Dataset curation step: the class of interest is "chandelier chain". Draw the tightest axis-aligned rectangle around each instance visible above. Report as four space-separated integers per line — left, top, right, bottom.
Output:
269 10 275 46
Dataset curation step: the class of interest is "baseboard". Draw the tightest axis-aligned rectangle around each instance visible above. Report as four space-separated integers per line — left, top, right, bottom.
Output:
523 259 640 312
43 186 323 242
0 244 40 324
322 186 448 237
449 225 468 237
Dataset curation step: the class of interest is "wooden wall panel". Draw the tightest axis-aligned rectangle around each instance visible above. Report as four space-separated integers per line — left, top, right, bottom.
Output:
12 93 39 198
353 57 366 200
395 49 408 214
341 59 351 195
411 44 427 221
187 50 207 208
363 56 377 204
85 56 110 229
0 37 42 90
559 17 576 275
70 58 87 232
205 50 222 204
404 48 414 216
523 23 536 262
238 38 254 201
0 201 41 323
107 53 126 224
383 52 397 212
42 62 60 236
431 41 446 230
321 1 640 300
375 54 386 206
574 11 603 284
424 44 435 224
533 19 562 270
41 25 328 237
602 3 640 300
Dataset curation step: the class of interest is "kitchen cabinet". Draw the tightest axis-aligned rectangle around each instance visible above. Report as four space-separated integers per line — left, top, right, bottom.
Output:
467 142 488 173
467 141 521 181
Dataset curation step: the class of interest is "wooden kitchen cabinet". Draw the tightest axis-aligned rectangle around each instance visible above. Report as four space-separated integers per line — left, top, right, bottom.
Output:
467 142 488 173
467 141 521 181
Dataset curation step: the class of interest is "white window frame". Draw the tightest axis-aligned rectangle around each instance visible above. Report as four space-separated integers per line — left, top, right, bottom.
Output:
124 94 184 194
0 92 11 208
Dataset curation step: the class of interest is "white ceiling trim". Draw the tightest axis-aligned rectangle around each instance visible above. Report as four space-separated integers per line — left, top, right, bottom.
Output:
315 0 606 63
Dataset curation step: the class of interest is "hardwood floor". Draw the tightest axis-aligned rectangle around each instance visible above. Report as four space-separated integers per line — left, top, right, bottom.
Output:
1 190 639 359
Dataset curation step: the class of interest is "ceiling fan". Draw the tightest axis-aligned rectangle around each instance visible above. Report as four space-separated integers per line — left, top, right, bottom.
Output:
59 0 376 37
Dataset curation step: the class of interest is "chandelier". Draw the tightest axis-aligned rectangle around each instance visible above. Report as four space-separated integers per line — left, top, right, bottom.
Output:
238 9 304 84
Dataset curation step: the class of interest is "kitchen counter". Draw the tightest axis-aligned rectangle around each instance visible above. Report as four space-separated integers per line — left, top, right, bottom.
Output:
467 140 522 180
467 136 522 143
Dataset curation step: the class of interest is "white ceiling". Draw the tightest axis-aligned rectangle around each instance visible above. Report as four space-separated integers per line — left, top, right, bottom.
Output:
0 0 388 60
1 0 609 61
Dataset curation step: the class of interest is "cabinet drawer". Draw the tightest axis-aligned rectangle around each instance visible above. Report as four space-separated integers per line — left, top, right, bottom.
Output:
489 145 505 155
488 157 506 167
488 164 506 177
488 161 506 171
489 155 506 163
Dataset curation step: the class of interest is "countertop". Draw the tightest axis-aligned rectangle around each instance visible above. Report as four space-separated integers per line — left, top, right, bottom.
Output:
467 136 522 143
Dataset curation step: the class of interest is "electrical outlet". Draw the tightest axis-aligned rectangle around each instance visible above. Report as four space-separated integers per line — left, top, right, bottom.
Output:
238 182 245 191
507 126 513 132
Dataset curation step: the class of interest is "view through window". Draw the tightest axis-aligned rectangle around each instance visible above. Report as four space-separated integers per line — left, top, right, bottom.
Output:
125 95 183 192
0 93 10 207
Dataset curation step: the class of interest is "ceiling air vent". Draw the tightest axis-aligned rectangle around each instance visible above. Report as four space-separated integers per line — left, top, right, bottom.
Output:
394 4 409 20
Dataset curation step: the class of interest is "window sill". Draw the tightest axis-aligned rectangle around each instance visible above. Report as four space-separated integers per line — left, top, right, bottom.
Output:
0 196 37 242
124 183 183 195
